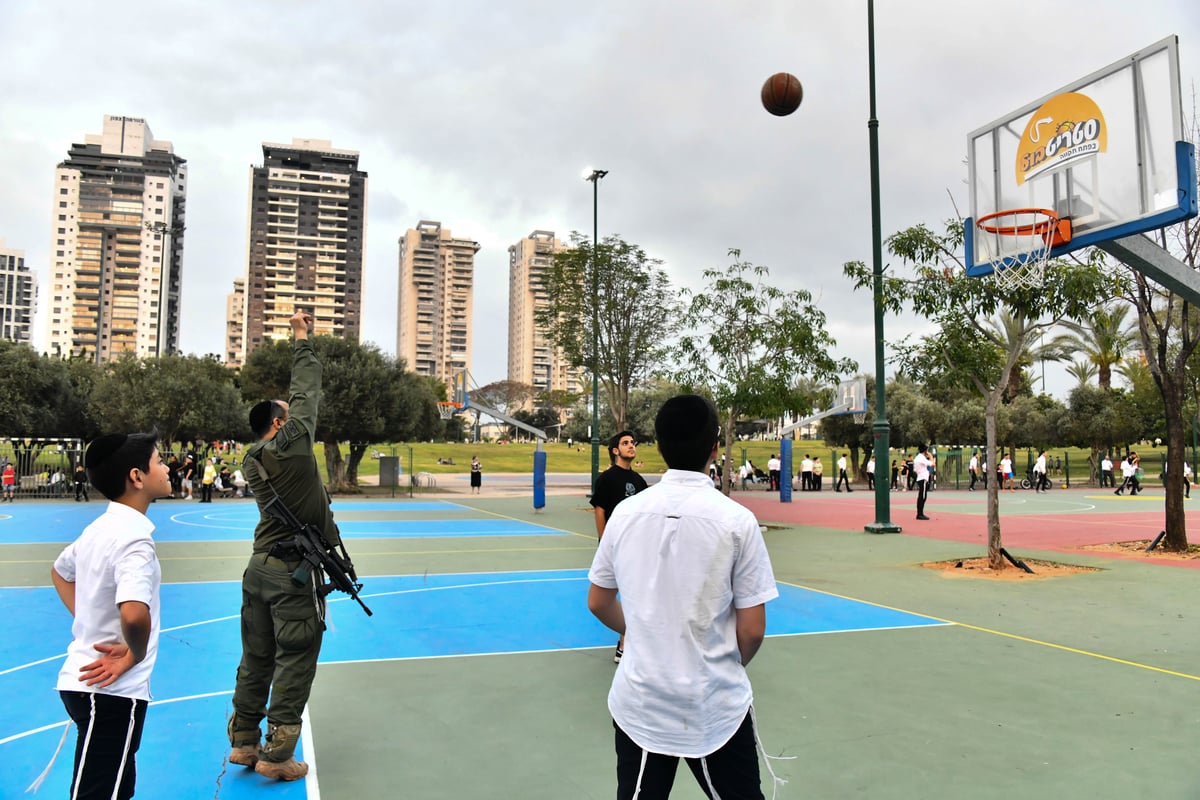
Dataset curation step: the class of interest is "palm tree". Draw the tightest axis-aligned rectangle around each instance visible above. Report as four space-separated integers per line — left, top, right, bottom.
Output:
1062 303 1138 390
1065 359 1099 388
983 310 1074 399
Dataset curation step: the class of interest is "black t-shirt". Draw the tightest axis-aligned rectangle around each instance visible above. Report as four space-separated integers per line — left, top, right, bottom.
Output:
590 465 648 520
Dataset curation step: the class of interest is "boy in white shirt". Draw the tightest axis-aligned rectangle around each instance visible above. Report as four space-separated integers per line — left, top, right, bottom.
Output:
50 432 172 800
588 394 779 799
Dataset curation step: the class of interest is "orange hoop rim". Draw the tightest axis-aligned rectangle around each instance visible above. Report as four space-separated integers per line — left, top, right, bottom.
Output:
976 208 1059 236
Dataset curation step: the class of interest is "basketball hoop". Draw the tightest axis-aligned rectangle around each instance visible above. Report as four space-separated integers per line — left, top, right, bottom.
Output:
975 208 1070 291
853 413 866 425
437 402 458 420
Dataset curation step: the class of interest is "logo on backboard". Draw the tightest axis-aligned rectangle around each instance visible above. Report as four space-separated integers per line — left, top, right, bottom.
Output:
1015 92 1108 185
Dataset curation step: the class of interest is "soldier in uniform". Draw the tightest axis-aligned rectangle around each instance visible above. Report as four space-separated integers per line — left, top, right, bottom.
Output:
227 310 341 781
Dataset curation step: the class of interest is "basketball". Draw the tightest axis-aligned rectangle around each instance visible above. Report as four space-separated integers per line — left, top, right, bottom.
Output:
761 72 803 116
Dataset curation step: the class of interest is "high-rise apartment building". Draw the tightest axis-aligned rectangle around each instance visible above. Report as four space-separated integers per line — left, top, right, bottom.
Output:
507 231 582 400
239 138 366 360
45 115 187 361
396 221 479 384
225 278 245 366
0 240 37 345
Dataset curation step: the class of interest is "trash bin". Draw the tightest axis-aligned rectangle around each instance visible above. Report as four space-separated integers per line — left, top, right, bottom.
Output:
378 456 401 487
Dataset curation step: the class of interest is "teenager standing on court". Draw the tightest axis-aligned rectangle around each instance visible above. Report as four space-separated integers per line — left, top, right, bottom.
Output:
590 430 647 663
49 432 171 800
914 443 933 520
228 310 340 781
588 395 779 799
470 455 482 494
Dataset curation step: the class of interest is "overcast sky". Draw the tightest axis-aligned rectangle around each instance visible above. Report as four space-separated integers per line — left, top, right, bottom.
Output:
1 1 1197 399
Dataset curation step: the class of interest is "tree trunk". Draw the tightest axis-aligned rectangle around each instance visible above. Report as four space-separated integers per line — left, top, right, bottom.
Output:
985 391 1005 570
721 407 736 496
1161 376 1189 552
322 436 349 493
346 443 367 487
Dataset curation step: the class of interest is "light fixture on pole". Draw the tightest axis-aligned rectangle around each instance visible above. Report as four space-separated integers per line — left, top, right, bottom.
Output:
583 167 608 494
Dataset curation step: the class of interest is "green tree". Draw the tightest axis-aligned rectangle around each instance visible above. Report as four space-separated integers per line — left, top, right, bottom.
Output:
89 354 246 450
672 250 855 494
534 234 682 432
240 337 438 491
1060 302 1138 390
1062 385 1142 483
845 220 1119 569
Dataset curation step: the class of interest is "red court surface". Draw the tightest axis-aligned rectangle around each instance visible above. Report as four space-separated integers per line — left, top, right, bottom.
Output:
734 487 1200 569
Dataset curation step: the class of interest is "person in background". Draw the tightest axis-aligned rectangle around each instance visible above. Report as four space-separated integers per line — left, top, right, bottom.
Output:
590 431 648 664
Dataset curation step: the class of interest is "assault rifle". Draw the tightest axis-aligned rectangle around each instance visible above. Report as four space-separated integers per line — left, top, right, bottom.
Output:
262 495 373 617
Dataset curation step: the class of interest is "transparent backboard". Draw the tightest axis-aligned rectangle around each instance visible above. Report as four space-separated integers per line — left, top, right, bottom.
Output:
834 377 867 416
965 36 1196 276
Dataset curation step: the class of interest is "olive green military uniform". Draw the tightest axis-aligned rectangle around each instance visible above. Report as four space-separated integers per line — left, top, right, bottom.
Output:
229 338 341 763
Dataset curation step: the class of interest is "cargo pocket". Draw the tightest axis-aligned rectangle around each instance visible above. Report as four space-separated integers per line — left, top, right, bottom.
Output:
273 601 317 653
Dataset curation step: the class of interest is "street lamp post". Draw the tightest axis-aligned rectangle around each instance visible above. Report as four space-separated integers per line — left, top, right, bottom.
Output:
584 168 608 494
864 0 901 533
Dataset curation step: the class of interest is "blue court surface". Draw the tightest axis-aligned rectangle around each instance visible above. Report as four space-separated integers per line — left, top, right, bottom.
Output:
0 500 565 544
0 569 947 797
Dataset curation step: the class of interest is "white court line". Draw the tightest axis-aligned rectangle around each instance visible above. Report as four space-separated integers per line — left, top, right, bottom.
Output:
302 705 320 798
0 689 234 746
0 575 590 677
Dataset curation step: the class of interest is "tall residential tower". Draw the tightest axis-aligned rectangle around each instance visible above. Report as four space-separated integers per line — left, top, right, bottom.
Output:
45 115 186 361
239 138 366 360
507 231 582 399
0 240 37 345
396 221 479 385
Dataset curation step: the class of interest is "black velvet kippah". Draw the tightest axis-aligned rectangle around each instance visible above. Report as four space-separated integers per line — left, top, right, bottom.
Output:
86 434 128 469
655 394 710 440
248 400 275 433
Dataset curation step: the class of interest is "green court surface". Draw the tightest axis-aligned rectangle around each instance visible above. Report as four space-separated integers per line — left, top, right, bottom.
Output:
2 492 1198 798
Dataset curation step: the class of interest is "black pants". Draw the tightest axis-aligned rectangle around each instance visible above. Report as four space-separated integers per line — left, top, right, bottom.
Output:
867 472 875 490
1036 471 1051 491
916 479 929 516
60 691 147 800
835 470 852 491
969 471 978 490
614 712 763 800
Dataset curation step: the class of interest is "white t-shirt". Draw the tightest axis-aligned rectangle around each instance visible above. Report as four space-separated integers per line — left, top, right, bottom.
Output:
1121 459 1134 478
1101 457 1113 472
1034 454 1046 474
589 469 778 758
801 457 813 473
913 452 932 482
767 457 780 473
969 455 979 472
866 459 875 475
55 502 161 700
837 456 847 472
1000 457 1012 477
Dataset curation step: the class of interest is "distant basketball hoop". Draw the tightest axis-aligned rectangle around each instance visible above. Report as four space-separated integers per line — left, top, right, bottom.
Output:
853 412 867 425
975 208 1070 291
437 402 459 420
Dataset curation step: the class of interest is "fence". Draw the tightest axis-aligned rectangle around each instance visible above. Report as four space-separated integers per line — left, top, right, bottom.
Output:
0 438 84 498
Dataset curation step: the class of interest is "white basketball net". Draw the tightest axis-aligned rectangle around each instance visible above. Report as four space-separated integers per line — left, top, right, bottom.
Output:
977 209 1059 291
437 403 456 420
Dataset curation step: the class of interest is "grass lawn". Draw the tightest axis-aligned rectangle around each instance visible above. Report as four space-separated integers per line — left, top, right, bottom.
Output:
318 439 1150 488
